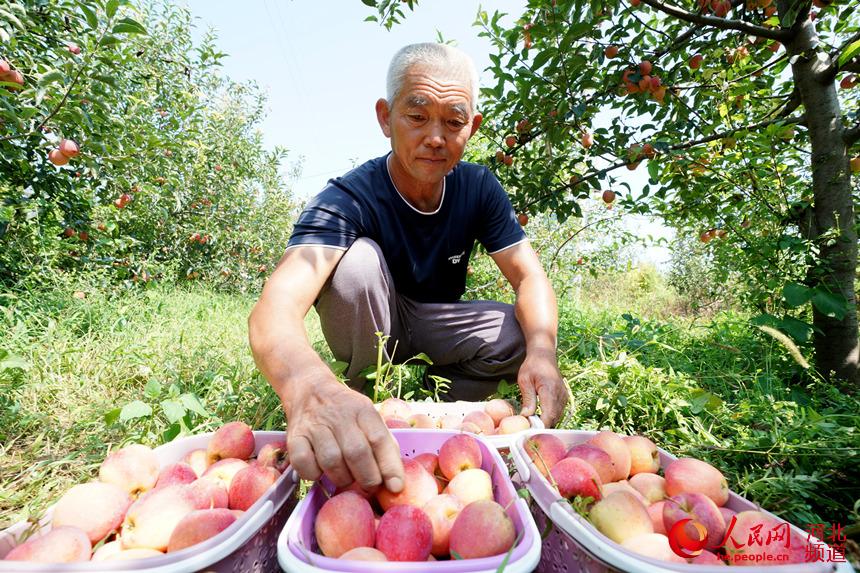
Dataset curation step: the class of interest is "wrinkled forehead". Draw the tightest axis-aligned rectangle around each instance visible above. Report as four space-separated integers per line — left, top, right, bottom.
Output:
397 64 474 112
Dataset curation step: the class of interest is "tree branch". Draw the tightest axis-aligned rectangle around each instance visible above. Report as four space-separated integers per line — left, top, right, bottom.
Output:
639 0 793 42
844 123 860 148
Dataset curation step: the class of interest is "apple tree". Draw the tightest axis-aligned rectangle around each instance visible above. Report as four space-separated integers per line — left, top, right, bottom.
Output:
364 0 860 386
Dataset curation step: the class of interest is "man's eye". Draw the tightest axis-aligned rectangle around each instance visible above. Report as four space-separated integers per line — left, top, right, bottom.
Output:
409 115 425 122
449 120 466 128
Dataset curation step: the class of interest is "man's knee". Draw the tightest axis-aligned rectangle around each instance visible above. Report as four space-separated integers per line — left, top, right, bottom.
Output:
327 238 389 301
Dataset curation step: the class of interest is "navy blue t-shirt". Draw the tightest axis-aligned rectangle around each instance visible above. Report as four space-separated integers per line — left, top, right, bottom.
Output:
287 154 526 303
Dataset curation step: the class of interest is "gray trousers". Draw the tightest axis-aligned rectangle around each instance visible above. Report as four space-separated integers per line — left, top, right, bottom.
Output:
315 238 526 401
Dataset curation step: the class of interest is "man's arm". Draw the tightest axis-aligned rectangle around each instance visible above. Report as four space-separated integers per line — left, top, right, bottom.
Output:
248 245 404 492
490 241 568 426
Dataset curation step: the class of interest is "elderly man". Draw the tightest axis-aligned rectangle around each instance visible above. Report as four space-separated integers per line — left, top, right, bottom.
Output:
248 43 567 494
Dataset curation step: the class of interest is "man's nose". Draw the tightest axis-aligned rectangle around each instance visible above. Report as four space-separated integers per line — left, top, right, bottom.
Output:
424 121 445 148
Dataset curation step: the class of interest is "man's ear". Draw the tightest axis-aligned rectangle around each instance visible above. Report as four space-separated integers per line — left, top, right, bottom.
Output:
376 98 392 138
469 112 483 138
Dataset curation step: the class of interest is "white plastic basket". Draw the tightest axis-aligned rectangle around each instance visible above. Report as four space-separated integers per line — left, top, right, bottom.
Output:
277 429 541 573
510 429 855 573
0 431 298 572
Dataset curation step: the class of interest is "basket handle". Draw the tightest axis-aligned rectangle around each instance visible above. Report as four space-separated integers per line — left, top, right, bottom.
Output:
510 436 531 483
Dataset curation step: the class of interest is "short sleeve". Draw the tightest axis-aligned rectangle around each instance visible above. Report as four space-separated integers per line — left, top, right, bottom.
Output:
287 185 364 250
476 169 527 253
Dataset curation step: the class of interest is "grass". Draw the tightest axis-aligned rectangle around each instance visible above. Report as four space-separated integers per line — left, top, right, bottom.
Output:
1 268 858 549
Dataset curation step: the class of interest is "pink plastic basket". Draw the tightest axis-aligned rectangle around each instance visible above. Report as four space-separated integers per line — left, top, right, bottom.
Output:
277 429 541 573
510 429 854 573
0 431 298 573
379 400 543 449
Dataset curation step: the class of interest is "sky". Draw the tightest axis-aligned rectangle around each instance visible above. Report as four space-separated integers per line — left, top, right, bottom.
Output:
183 0 672 266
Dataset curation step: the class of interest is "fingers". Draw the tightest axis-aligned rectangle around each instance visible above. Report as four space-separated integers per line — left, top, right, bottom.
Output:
308 425 353 487
538 378 568 428
334 422 382 491
519 376 538 417
286 434 321 482
358 408 405 493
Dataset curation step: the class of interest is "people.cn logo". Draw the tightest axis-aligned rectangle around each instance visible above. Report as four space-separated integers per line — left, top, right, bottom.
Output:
668 518 710 558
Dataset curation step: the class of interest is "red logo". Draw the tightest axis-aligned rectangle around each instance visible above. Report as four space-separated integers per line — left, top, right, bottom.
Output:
667 518 709 558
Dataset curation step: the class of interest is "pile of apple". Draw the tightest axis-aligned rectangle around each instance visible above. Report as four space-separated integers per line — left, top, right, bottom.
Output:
524 431 811 566
3 422 288 564
312 433 516 562
377 397 533 435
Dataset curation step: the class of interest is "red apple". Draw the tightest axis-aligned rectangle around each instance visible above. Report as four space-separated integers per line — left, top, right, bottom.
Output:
207 421 255 463
4 526 91 562
623 435 660 475
524 433 566 478
587 431 631 481
315 491 376 558
422 494 463 556
565 443 615 485
51 482 132 544
602 190 616 204
407 413 435 428
376 458 438 511
374 504 432 561
256 441 289 472
497 415 530 434
549 457 603 501
340 547 387 561
589 491 653 544
604 45 619 58
449 500 516 559
462 410 494 434
629 472 666 503
49 149 69 166
621 533 687 563
167 508 237 552
438 434 482 480
58 139 80 158
445 468 493 506
663 492 727 546
378 397 411 420
648 500 668 534
155 462 198 488
228 464 280 511
664 458 729 506
99 443 160 496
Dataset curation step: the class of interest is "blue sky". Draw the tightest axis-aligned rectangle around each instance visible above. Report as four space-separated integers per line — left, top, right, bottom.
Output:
182 0 671 265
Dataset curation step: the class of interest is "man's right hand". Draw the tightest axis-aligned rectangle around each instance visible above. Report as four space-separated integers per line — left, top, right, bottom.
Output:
283 371 404 493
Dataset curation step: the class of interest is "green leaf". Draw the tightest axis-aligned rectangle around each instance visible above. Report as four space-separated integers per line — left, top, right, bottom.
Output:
779 316 814 343
162 422 181 443
113 17 147 35
688 389 723 414
144 378 162 398
361 0 376 6
0 350 28 371
37 70 65 87
179 393 208 417
79 5 99 29
104 407 121 425
106 0 119 19
99 35 122 46
811 290 848 320
161 400 186 424
837 38 860 68
119 400 152 422
783 282 811 308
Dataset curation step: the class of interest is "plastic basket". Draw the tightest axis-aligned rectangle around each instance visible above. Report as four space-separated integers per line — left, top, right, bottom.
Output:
378 400 543 449
0 431 298 572
511 429 854 573
277 429 541 573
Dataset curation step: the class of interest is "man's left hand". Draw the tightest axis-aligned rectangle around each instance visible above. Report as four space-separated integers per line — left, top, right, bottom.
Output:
517 347 568 427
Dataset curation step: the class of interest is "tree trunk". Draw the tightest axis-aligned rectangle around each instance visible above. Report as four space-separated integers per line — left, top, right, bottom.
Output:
787 11 859 386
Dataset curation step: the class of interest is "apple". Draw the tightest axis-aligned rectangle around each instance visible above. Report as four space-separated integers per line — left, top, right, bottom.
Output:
4 526 91 562
449 500 516 559
524 433 567 478
589 491 653 544
639 60 652 75
51 482 132 543
503 154 514 166
689 54 703 69
66 43 81 55
376 458 438 511
664 457 729 506
0 60 9 75
99 443 160 496
497 415 530 434
690 550 725 565
438 415 461 429
485 399 515 426
256 441 289 472
648 500 668 534
621 533 687 563
438 434 482 480
445 468 493 506
49 149 70 166
841 75 857 90
207 421 255 463
1 69 24 87
723 510 805 564
119 485 198 551
58 139 80 158
422 494 463 556
850 156 860 173
340 547 387 561
459 421 483 434
228 464 280 511
182 449 210 478
186 479 229 509
604 45 619 58
505 136 517 148
201 458 250 490
91 540 123 561
564 443 615 485
629 472 666 503
375 504 432 561
719 506 737 525
377 397 411 420
462 410 494 434
315 491 376 558
495 150 506 163
155 462 198 488
602 190 616 204
517 213 529 227
581 132 594 148
602 480 647 505
623 435 660 475
549 457 602 501
587 431 631 481
407 413 435 429
663 492 726 545
167 508 237 552
385 417 410 428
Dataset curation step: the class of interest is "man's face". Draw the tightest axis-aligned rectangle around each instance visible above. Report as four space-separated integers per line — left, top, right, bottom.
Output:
376 65 482 188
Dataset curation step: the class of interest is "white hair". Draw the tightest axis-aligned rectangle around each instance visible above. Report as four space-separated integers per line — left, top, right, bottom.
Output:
386 43 479 113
